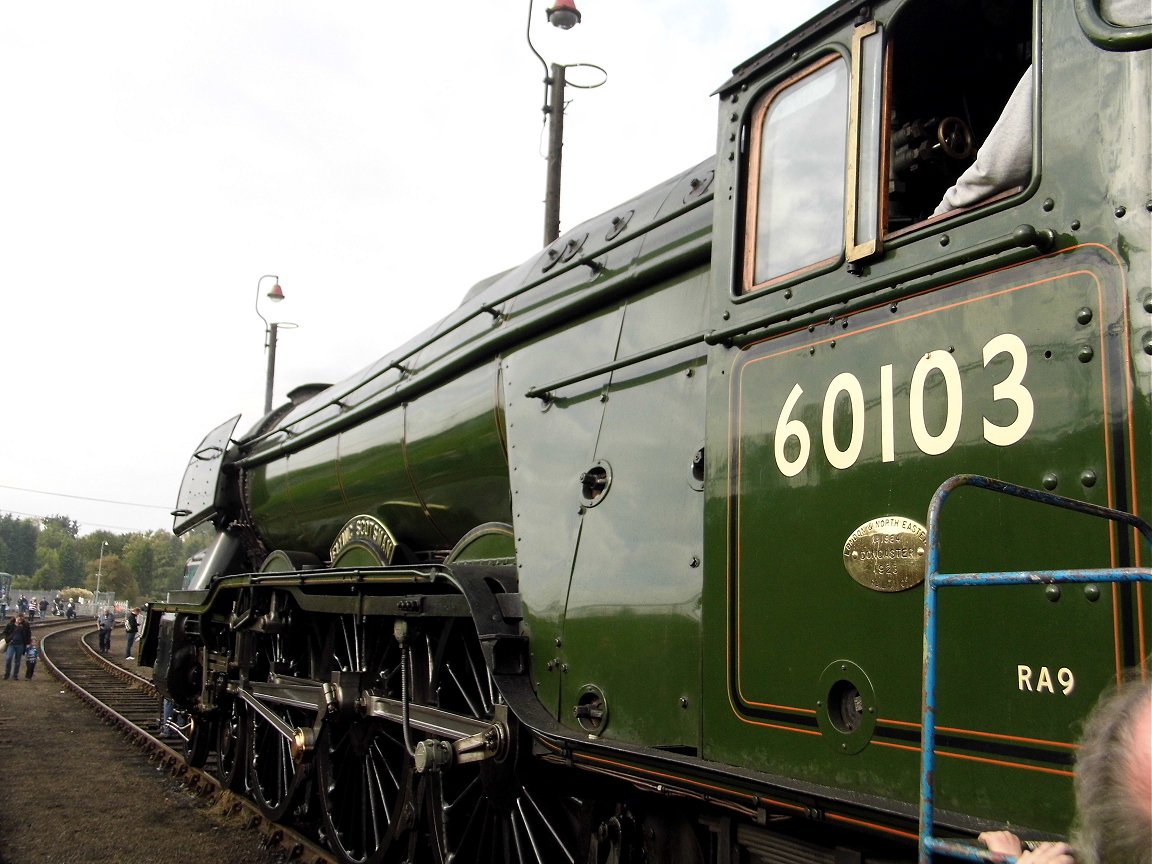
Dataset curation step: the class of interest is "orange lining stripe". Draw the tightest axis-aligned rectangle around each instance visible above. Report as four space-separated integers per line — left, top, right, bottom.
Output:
574 747 948 839
873 739 921 754
826 812 920 841
574 752 805 813
538 732 1060 835
733 718 822 735
732 270 1114 709
873 739 1073 776
732 702 816 716
726 246 1140 731
934 749 1074 778
880 717 922 729
876 718 1077 751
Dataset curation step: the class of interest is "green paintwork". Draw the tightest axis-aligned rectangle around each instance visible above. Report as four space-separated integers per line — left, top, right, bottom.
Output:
699 0 1149 837
711 247 1134 830
444 522 516 564
246 362 511 556
330 543 388 568
552 266 710 749
167 0 1148 850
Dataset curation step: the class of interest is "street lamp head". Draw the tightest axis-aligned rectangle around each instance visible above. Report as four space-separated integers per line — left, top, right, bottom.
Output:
546 0 581 29
255 274 282 327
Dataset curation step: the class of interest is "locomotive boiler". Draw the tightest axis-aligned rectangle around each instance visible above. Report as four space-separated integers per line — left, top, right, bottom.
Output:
142 1 1151 861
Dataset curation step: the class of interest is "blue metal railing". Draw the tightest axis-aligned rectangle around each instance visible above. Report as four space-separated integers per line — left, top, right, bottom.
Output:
918 474 1152 863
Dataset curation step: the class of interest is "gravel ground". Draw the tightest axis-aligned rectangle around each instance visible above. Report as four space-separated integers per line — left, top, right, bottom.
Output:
0 627 288 864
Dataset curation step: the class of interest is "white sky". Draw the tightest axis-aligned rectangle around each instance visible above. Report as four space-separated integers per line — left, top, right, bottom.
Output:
0 1 827 537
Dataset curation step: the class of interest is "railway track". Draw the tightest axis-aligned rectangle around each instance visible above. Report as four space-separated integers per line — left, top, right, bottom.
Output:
38 621 336 864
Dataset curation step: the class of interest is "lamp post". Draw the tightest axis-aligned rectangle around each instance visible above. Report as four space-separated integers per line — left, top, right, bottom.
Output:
526 0 604 245
95 540 108 611
255 274 287 414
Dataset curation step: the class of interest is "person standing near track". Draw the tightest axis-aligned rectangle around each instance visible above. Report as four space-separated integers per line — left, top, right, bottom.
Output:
3 613 31 679
23 638 38 680
97 607 115 654
124 607 140 660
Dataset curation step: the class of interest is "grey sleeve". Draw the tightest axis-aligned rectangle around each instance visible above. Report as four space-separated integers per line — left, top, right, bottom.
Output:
933 66 1033 216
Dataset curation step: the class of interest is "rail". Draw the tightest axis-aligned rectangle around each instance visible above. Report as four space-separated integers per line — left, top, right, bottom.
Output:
918 474 1152 863
37 622 336 864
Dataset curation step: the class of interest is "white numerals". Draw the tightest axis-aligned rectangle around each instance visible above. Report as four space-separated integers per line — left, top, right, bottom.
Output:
822 373 865 469
774 384 810 478
771 332 1035 476
983 333 1034 447
1017 664 1075 696
909 350 963 456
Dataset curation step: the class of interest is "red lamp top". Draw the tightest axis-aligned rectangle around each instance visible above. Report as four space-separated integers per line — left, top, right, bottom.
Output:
546 0 581 29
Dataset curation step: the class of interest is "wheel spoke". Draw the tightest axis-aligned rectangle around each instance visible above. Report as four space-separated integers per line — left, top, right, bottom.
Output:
318 718 418 864
316 610 411 864
216 698 248 791
445 661 481 719
248 623 311 821
415 619 585 864
521 787 575 863
185 711 212 768
234 608 591 863
249 703 303 818
510 808 528 863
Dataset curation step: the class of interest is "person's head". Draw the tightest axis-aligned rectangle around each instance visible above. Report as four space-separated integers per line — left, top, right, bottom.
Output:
1072 676 1152 864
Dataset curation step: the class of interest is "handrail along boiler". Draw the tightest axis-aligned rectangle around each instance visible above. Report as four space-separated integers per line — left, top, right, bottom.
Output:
143 2 1150 861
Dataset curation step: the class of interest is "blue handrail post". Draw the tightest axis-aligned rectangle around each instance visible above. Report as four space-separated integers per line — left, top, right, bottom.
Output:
916 474 1152 863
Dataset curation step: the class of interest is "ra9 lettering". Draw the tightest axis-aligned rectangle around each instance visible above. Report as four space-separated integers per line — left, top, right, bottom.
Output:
773 332 1034 477
1017 664 1075 696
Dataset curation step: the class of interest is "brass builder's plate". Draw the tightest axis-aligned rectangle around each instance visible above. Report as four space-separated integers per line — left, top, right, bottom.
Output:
842 517 927 592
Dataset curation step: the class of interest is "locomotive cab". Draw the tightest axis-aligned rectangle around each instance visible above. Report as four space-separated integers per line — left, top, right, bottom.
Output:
725 0 1037 301
884 0 1033 229
705 0 1149 841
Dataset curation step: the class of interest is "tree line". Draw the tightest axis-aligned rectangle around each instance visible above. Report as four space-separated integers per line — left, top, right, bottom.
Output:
0 513 213 604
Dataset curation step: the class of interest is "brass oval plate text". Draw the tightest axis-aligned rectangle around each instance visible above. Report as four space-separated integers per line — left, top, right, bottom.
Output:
843 517 927 592
331 514 398 567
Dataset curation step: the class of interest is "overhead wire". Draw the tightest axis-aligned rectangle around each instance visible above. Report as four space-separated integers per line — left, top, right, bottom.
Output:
0 484 170 511
0 509 167 535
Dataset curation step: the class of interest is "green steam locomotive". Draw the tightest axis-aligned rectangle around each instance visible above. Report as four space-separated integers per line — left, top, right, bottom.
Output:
142 1 1151 861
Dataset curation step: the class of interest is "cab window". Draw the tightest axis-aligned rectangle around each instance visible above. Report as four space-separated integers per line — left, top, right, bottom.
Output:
743 55 848 293
885 0 1033 229
739 1 1033 297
